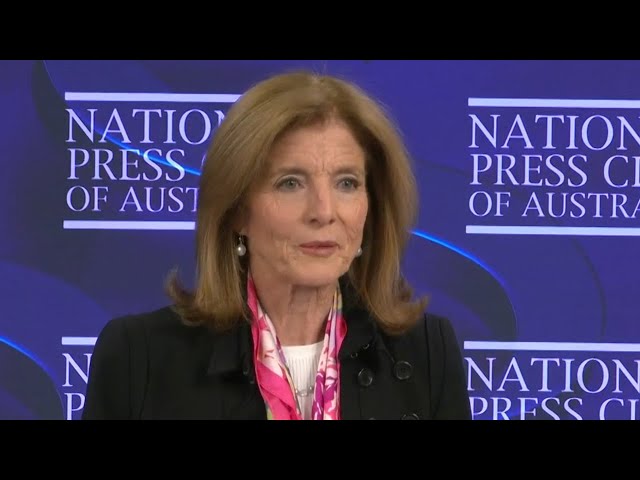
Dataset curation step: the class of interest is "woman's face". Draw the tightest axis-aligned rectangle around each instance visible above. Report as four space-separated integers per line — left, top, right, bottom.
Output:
240 120 369 289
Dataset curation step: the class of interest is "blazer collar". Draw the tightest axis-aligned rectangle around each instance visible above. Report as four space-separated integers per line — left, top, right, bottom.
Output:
205 320 253 380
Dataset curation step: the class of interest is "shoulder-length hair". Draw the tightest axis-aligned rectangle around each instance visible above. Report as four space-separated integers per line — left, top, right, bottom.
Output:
167 69 427 334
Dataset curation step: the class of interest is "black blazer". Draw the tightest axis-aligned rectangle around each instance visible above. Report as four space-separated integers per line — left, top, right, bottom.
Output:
82 303 471 420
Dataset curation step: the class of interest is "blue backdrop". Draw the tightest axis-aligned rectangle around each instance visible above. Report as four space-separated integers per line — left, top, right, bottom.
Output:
2 59 639 420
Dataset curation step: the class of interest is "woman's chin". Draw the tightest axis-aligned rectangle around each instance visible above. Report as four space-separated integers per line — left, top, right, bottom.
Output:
287 268 344 289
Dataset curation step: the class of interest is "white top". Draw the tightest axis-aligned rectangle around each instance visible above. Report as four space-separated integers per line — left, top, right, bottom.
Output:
282 340 324 420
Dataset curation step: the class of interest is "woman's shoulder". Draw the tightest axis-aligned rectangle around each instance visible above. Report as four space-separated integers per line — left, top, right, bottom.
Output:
99 304 181 332
94 305 206 350
421 311 460 339
391 310 464 357
390 310 457 337
112 304 183 326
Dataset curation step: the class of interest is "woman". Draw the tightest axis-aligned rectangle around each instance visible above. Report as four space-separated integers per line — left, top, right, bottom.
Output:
82 70 471 420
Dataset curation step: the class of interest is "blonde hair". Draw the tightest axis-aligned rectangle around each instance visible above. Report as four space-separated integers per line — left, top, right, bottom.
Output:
167 70 427 334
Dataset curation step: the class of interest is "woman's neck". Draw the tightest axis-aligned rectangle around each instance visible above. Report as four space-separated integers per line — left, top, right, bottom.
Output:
251 274 337 346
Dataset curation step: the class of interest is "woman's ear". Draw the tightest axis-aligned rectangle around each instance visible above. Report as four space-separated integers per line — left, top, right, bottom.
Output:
232 204 248 236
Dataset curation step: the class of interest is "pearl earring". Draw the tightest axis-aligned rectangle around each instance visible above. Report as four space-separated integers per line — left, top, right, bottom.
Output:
236 235 246 257
356 246 362 257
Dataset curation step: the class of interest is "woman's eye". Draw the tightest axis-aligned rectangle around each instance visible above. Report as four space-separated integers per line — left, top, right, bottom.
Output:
338 178 359 190
277 178 301 190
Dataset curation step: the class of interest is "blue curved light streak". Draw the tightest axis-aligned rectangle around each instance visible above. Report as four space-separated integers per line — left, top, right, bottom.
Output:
410 228 507 288
0 336 55 380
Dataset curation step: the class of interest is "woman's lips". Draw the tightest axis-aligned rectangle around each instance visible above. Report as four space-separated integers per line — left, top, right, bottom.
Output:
299 242 338 256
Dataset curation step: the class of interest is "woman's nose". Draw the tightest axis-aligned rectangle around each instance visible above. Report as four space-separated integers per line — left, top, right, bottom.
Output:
305 183 336 225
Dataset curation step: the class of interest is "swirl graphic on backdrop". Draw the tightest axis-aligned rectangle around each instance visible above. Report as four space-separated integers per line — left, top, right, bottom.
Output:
0 338 63 419
405 229 517 341
0 259 110 420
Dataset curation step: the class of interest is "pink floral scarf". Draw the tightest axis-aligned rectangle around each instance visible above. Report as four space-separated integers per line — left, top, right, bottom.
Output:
247 276 347 420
